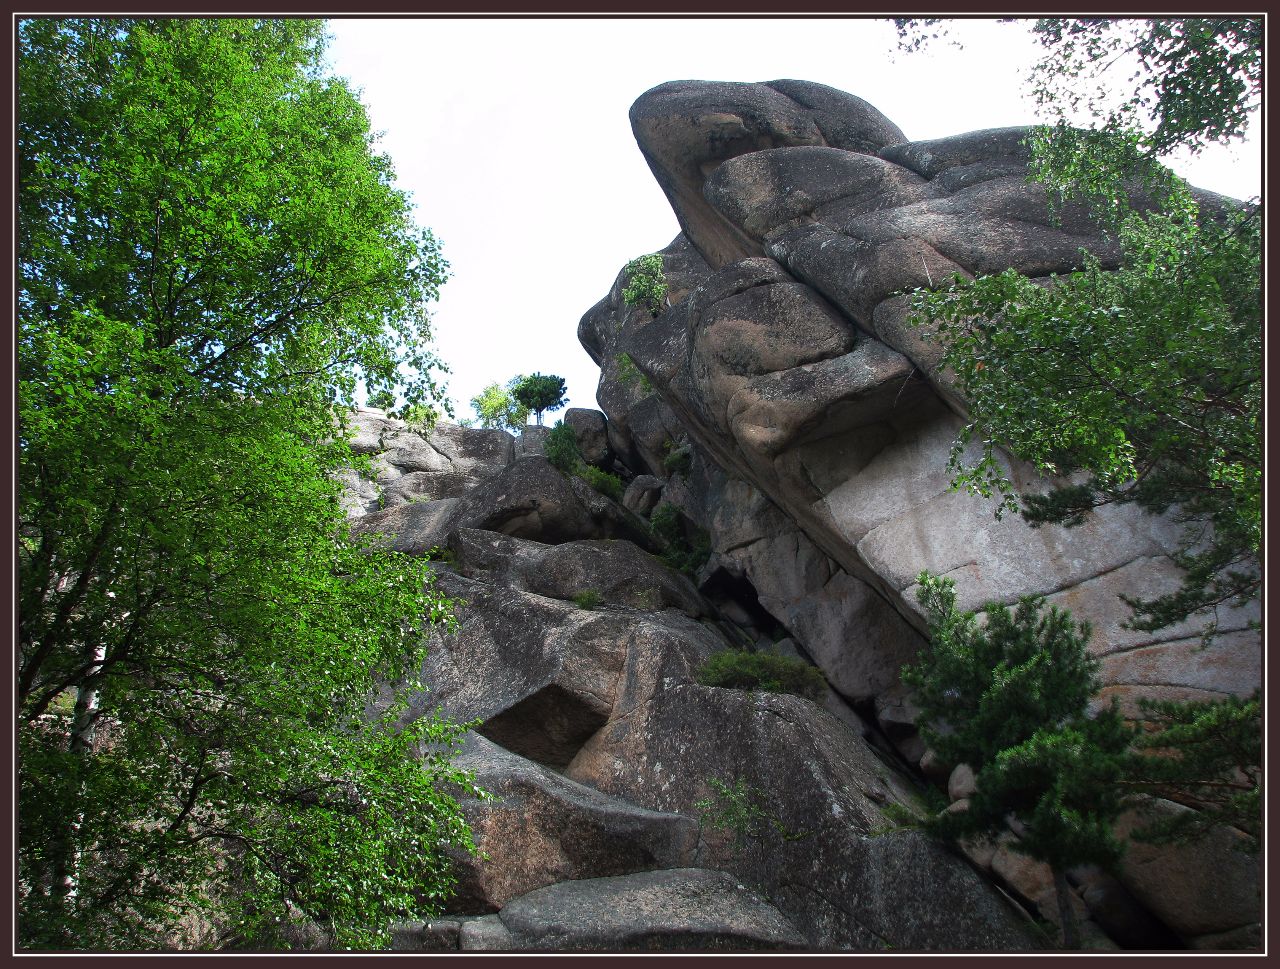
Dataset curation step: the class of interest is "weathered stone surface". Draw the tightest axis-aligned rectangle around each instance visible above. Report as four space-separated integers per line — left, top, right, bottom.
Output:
1046 555 1261 658
347 496 461 556
411 570 722 742
1187 923 1262 951
568 683 1040 950
563 408 613 468
517 425 551 456
448 527 712 619
990 835 1088 933
1072 866 1182 950
622 474 664 516
726 524 925 702
728 340 925 477
947 763 976 803
342 406 399 456
458 915 513 951
705 146 936 241
1112 799 1262 938
448 734 699 913
337 410 516 517
354 456 657 555
492 869 807 951
630 80 904 269
1097 629 1261 715
388 920 460 952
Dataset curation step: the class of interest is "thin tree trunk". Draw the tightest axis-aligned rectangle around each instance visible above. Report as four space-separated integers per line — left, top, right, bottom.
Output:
1053 865 1080 949
50 641 108 908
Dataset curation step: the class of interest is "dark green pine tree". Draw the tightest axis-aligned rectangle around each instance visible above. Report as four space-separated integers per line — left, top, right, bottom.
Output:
902 572 1135 949
512 372 568 426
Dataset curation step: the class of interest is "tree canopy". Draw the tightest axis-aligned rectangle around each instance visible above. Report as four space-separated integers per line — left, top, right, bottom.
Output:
469 379 531 431
18 18 477 949
511 372 568 426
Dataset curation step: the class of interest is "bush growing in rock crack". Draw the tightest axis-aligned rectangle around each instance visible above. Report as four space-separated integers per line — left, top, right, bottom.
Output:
649 503 711 577
544 421 624 501
621 253 668 317
662 440 692 478
614 352 653 394
694 777 807 861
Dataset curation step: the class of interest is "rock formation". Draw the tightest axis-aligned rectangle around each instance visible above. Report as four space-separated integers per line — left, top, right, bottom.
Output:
341 79 1258 952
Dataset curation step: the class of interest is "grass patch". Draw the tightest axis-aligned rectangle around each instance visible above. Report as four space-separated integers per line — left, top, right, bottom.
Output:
696 649 827 702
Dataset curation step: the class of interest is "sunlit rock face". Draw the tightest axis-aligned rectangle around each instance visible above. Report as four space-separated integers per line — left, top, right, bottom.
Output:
589 77 1258 716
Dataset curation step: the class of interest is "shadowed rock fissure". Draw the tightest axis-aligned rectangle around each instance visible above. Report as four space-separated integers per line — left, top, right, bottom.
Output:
477 684 609 771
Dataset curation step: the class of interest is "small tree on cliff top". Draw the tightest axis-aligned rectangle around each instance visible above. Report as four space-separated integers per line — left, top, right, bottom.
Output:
470 380 530 431
512 372 568 426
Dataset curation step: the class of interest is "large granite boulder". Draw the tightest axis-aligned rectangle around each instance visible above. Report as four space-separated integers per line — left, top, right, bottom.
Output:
586 78 1260 754
350 455 657 555
567 682 1042 950
407 569 726 759
630 80 905 269
456 869 808 952
447 528 713 619
448 735 699 912
337 408 516 517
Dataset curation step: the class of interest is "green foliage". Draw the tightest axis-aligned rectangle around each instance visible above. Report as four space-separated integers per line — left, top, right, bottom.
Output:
621 253 668 316
396 401 439 435
1127 693 1260 851
542 421 583 475
909 203 1260 637
902 574 1106 770
697 650 827 703
572 589 603 611
542 422 623 501
511 373 568 426
469 381 530 432
1023 19 1261 159
648 503 711 578
902 572 1134 940
614 352 653 394
17 18 475 949
897 18 1261 641
662 441 692 478
694 777 804 857
425 545 458 567
579 465 623 502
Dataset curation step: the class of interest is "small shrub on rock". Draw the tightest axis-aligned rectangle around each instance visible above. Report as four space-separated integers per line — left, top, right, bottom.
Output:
543 421 583 474
621 253 668 316
662 441 692 478
580 465 623 501
572 589 603 610
614 352 654 393
697 649 827 702
649 503 711 577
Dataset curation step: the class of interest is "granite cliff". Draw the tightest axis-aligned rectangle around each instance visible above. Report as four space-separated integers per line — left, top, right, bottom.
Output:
345 80 1260 952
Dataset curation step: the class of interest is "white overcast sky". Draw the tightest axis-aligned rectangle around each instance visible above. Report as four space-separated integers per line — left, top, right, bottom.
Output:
322 17 1262 420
